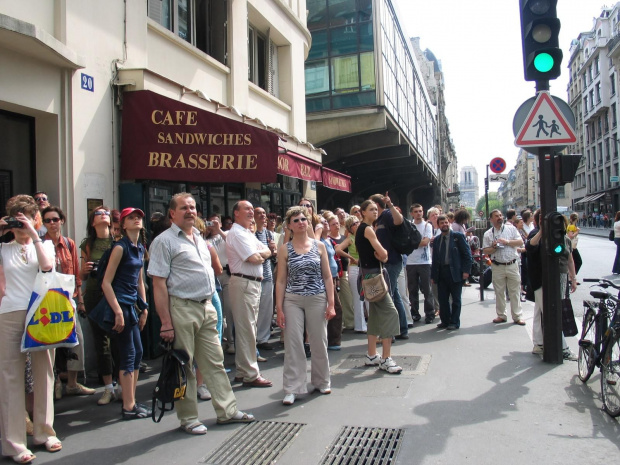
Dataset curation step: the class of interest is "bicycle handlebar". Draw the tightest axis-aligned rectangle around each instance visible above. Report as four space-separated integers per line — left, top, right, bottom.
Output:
583 278 620 291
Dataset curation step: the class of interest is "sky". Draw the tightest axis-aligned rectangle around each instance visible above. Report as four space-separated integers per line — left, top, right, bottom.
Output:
393 0 608 196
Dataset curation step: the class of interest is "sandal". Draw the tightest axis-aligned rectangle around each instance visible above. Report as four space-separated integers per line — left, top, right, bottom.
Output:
216 411 255 425
180 422 207 435
37 438 62 453
12 451 36 464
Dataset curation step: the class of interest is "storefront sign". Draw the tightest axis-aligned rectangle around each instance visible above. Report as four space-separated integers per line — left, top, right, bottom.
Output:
322 167 351 192
121 91 278 183
277 151 321 182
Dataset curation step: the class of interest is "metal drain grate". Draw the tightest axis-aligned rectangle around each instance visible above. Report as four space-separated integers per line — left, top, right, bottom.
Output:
201 421 305 465
320 426 405 465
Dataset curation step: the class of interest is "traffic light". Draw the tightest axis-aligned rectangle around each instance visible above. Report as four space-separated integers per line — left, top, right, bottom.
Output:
545 211 566 256
519 0 563 82
554 154 583 186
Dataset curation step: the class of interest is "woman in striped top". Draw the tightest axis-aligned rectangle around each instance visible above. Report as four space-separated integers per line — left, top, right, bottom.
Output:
275 206 335 406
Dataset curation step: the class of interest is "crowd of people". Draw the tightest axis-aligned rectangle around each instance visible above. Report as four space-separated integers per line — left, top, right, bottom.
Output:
0 191 590 463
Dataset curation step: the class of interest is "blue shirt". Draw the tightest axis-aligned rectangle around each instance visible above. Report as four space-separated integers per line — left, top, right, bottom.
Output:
111 236 144 305
321 237 338 277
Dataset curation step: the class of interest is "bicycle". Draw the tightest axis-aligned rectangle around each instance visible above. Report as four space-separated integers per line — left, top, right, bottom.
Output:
578 278 620 417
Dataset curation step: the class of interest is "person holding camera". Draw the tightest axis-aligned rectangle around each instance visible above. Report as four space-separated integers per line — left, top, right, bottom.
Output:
42 206 96 399
482 209 525 326
79 206 117 406
0 195 59 463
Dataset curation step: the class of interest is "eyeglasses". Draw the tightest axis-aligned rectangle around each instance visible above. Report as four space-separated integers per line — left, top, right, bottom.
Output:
300 204 312 208
94 210 110 216
292 217 308 223
43 217 61 224
34 196 47 202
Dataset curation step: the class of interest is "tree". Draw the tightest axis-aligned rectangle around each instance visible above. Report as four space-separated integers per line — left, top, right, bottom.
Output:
475 192 503 216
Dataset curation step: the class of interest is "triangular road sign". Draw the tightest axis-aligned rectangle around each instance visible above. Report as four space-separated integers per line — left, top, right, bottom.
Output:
515 92 577 147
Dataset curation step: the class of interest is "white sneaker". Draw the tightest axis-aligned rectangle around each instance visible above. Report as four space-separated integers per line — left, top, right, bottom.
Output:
197 384 212 400
97 388 116 405
532 345 543 355
365 354 381 366
283 393 295 405
563 348 578 361
379 357 403 374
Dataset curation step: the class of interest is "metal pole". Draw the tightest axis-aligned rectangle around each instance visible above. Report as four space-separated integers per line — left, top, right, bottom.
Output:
485 165 490 229
537 148 563 364
480 165 490 302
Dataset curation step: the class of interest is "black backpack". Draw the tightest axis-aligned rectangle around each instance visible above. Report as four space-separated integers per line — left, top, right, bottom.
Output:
390 219 422 255
152 343 190 423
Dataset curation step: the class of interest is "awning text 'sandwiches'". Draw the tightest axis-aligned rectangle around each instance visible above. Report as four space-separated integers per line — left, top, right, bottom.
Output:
121 91 278 183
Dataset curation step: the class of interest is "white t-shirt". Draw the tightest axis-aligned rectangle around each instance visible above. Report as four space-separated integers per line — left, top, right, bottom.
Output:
208 234 228 267
0 240 55 314
406 220 433 265
226 223 267 278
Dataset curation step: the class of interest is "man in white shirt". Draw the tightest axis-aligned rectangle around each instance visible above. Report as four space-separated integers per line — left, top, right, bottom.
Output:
481 209 525 325
406 204 435 324
226 201 273 388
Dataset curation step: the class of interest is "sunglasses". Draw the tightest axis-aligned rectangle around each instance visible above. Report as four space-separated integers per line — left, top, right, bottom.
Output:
43 217 61 224
94 210 110 216
34 196 47 202
300 204 312 208
292 217 308 223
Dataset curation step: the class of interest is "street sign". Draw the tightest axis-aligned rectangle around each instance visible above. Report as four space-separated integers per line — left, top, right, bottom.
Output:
515 92 577 147
489 157 506 173
611 176 619 183
489 174 509 182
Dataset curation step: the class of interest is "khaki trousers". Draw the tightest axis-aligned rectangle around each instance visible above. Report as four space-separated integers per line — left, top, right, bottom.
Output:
491 261 523 321
169 296 237 425
339 270 355 329
282 292 330 394
228 276 262 382
0 310 56 457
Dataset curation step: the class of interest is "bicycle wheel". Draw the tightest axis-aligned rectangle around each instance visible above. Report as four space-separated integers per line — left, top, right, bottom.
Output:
578 308 597 382
600 332 620 417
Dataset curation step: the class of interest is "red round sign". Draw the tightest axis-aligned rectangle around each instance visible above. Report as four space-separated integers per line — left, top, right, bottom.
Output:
490 157 506 174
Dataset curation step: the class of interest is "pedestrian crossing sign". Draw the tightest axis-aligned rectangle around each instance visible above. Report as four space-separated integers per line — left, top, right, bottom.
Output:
515 91 577 147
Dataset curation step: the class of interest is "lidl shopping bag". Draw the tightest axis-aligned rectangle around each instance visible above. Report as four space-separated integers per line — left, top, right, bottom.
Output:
21 269 79 352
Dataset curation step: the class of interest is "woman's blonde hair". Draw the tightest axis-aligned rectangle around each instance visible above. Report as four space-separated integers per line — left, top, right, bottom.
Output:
6 195 42 230
285 206 309 225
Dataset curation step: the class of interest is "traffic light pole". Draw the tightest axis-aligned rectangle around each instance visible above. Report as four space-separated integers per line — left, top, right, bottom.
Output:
537 147 563 364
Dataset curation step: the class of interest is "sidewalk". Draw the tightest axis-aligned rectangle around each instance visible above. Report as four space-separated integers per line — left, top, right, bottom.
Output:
32 285 617 465
578 226 613 238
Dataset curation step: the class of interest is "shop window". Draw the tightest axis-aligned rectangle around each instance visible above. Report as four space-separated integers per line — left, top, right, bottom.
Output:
148 0 227 65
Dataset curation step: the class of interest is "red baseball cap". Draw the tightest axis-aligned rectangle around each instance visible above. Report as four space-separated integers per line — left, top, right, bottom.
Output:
120 207 145 222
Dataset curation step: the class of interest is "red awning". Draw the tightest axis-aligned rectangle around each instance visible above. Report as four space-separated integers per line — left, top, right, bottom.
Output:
277 151 322 182
322 167 351 192
120 91 278 183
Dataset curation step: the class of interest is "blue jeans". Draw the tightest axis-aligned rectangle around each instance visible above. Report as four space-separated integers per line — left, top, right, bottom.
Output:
385 261 408 335
116 303 143 373
212 292 223 343
438 265 463 328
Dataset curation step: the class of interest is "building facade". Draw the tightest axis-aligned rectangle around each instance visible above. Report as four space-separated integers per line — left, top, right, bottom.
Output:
570 3 620 216
459 166 479 209
0 0 351 237
304 0 442 211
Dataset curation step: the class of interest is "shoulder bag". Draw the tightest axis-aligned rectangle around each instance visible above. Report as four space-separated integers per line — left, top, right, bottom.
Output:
361 264 389 302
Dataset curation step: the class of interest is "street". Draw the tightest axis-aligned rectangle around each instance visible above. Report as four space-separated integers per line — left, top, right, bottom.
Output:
30 234 619 465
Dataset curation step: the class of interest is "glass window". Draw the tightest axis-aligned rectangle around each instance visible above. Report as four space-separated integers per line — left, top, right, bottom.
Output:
305 60 330 95
178 0 191 42
359 22 374 51
306 96 331 112
329 0 357 27
331 25 359 56
358 0 372 21
308 30 328 60
332 55 359 93
360 52 375 90
307 0 328 29
227 186 242 215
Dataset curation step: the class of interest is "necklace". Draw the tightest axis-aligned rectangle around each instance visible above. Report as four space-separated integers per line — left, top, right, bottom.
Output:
19 244 29 265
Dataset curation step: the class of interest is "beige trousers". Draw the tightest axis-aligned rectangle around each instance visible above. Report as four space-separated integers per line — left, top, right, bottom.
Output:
228 276 262 382
339 270 355 329
0 310 56 457
491 262 523 321
282 292 330 394
169 297 237 425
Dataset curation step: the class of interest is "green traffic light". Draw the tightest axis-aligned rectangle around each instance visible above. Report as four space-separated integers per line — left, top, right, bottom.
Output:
553 244 563 254
534 52 554 72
